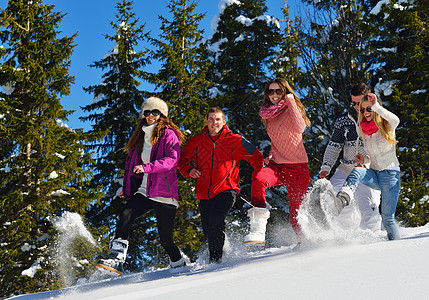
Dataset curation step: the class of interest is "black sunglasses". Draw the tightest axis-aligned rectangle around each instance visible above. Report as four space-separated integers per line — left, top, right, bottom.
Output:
267 89 283 96
143 109 161 117
363 94 373 101
350 101 359 107
360 107 372 114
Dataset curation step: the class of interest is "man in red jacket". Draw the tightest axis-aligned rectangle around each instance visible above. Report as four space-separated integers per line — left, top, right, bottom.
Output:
178 107 264 263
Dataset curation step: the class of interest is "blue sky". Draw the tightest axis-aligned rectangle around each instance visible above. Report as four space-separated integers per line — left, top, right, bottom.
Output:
1 0 300 130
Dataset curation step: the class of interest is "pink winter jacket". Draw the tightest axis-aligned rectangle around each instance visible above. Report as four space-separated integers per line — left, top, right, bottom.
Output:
122 127 180 201
260 94 308 164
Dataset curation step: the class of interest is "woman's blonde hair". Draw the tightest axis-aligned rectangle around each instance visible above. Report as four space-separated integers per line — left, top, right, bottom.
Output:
123 113 184 152
263 78 311 127
358 96 397 144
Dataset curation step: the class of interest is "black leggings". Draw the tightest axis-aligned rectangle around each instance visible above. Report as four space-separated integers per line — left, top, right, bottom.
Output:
115 193 181 262
199 190 237 262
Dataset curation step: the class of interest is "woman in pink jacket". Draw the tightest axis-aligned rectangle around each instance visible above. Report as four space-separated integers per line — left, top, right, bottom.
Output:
96 97 185 275
245 78 310 246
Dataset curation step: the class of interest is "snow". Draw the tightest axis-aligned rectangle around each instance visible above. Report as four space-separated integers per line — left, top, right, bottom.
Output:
393 68 408 72
56 120 69 128
374 80 399 97
51 212 96 246
208 86 221 98
211 0 242 32
1 165 11 172
8 213 429 299
378 47 397 53
236 15 253 26
21 261 42 278
2 83 15 95
411 89 427 95
320 19 340 44
259 140 271 151
368 0 409 15
210 0 279 35
255 15 280 29
55 153 66 160
393 3 406 11
234 34 245 42
370 0 390 15
48 171 59 179
218 0 241 14
235 15 280 28
50 190 71 196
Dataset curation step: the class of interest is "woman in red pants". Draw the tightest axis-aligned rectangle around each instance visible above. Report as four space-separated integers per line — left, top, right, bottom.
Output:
245 78 310 246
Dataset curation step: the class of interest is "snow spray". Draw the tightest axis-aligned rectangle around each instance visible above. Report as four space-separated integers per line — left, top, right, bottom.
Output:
51 211 98 287
298 179 384 246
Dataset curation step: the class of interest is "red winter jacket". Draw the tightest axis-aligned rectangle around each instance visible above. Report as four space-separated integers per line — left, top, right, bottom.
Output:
178 125 263 200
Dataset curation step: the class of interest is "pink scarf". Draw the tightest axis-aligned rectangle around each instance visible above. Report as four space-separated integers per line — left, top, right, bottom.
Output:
360 120 379 135
259 101 288 119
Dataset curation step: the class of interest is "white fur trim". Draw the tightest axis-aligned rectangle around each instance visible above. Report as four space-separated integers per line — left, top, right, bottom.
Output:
247 207 270 219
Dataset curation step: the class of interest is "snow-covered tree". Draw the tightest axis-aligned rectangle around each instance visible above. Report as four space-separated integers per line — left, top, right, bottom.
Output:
269 1 302 82
365 0 429 226
147 0 211 264
296 0 374 177
80 0 152 271
0 0 102 296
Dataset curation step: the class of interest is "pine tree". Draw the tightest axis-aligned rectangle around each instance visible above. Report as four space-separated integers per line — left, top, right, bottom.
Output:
296 0 374 177
270 2 302 82
208 0 282 197
149 0 211 134
0 0 102 296
364 0 429 226
80 0 152 270
147 0 211 263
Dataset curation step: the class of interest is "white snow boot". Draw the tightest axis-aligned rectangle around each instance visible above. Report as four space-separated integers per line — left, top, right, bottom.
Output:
96 238 129 276
244 207 270 246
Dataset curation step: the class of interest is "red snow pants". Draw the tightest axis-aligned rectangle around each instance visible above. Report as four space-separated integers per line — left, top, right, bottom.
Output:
251 162 309 237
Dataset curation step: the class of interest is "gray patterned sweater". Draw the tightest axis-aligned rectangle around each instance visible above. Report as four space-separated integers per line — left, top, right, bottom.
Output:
320 112 367 175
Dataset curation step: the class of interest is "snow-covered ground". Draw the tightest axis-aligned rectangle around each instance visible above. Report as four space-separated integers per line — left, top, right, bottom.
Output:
9 223 429 300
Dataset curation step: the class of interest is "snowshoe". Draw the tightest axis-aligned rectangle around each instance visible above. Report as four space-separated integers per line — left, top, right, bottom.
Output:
303 182 330 229
333 191 350 215
300 179 341 230
96 257 124 276
96 238 128 276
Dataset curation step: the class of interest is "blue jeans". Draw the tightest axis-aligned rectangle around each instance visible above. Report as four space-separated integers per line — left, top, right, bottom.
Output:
343 167 401 240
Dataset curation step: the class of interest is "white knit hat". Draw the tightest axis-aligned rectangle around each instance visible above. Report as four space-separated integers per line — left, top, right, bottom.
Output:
141 97 169 117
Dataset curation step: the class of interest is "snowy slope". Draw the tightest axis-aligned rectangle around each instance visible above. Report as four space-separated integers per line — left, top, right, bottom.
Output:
9 224 429 300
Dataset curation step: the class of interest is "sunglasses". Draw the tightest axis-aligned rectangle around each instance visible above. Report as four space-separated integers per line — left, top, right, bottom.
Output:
350 101 359 107
267 89 283 96
363 94 373 101
360 107 372 114
143 109 160 117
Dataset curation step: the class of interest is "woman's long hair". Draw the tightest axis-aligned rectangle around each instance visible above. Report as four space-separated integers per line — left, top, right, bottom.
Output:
123 114 184 152
262 78 311 127
358 96 397 145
